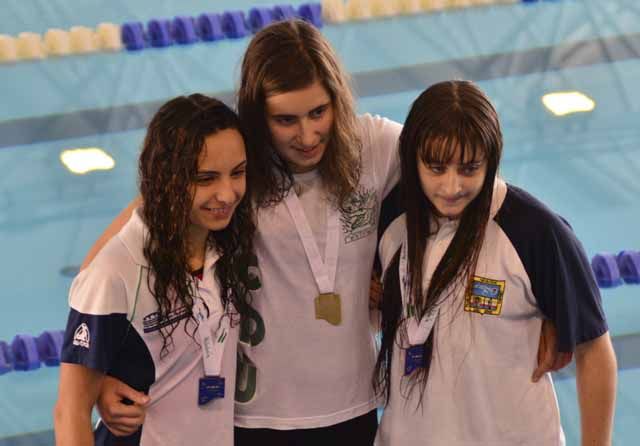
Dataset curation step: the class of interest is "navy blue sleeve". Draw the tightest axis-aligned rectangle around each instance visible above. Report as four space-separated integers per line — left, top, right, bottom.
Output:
61 309 131 373
495 185 608 352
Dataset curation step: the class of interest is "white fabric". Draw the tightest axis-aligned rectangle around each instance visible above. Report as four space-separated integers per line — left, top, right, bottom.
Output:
284 185 341 294
398 235 442 346
293 166 328 260
68 208 239 446
375 178 566 446
193 296 230 377
234 113 402 429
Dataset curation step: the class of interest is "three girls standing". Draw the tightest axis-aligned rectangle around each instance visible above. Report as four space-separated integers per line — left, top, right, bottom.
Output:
57 20 609 446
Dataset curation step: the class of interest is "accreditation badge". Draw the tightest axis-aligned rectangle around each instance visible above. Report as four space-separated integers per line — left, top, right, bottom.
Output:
198 376 225 406
404 344 426 376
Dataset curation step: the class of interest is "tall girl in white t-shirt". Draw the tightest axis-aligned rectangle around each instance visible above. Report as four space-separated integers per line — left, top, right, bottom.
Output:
231 19 402 445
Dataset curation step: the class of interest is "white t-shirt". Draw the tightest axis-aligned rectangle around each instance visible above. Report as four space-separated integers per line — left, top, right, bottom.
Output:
375 179 607 445
61 209 239 446
234 114 402 429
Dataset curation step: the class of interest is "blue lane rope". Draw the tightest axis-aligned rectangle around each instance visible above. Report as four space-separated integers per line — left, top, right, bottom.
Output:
123 3 323 52
0 330 64 375
3 1 573 63
592 251 640 288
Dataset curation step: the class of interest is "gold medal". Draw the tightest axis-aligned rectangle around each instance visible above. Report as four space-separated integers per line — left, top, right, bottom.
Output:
314 293 342 326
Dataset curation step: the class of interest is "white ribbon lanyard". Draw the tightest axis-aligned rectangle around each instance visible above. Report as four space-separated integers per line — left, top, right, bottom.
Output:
399 236 440 346
284 189 340 295
193 291 229 377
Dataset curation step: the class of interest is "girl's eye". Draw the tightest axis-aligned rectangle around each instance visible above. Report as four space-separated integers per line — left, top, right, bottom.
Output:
232 169 246 178
428 164 445 174
460 164 482 176
309 106 326 119
195 175 216 185
274 116 295 126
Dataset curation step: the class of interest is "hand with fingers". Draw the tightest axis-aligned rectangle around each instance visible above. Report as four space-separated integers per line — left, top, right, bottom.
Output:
532 319 573 382
97 376 150 436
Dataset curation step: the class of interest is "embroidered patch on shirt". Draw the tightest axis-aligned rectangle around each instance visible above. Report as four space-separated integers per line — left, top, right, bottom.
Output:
72 323 91 349
464 276 505 316
143 306 190 333
340 186 379 244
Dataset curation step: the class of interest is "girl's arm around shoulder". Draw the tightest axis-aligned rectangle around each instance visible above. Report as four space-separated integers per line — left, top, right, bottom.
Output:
54 363 105 446
358 113 403 198
575 331 617 446
378 214 406 282
81 197 142 270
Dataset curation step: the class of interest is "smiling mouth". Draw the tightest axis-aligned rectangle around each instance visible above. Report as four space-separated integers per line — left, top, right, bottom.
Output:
202 206 233 217
295 144 320 153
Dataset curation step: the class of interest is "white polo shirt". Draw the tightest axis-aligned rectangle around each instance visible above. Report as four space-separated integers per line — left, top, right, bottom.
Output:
234 114 402 429
61 208 239 446
376 178 607 446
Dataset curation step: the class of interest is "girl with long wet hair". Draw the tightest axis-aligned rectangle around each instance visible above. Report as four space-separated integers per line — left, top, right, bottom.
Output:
374 80 616 445
54 95 254 446
231 19 401 445
237 18 362 209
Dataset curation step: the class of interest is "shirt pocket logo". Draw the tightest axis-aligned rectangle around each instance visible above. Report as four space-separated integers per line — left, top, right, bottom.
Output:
464 276 505 316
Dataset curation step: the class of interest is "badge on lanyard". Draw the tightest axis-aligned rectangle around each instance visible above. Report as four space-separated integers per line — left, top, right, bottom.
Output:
314 292 342 326
193 282 229 406
284 189 342 326
399 236 439 376
404 344 426 376
198 376 225 405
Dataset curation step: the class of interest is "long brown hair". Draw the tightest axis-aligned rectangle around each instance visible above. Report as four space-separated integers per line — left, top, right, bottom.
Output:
238 19 361 208
374 80 503 403
139 94 255 358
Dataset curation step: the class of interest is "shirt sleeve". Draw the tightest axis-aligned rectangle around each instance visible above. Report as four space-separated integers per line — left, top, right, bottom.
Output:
60 263 132 373
532 214 608 351
360 113 403 199
495 186 608 352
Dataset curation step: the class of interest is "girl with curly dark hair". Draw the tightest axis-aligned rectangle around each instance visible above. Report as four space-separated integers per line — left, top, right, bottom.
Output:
374 80 616 445
54 94 254 446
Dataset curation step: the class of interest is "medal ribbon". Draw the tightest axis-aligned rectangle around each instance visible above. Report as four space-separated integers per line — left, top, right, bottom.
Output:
284 188 340 294
399 235 440 346
193 286 230 377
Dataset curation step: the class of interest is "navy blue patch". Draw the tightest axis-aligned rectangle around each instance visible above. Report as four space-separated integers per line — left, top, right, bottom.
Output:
61 309 155 400
61 310 130 372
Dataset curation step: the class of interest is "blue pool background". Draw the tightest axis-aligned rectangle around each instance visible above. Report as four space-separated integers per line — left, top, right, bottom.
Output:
1 0 639 443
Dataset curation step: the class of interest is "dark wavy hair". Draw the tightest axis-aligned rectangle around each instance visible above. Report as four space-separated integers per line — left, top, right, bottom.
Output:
139 94 255 358
374 81 503 404
238 19 361 208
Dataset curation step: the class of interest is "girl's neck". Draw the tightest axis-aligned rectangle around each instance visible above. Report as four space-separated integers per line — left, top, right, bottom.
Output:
187 224 208 271
188 252 205 272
